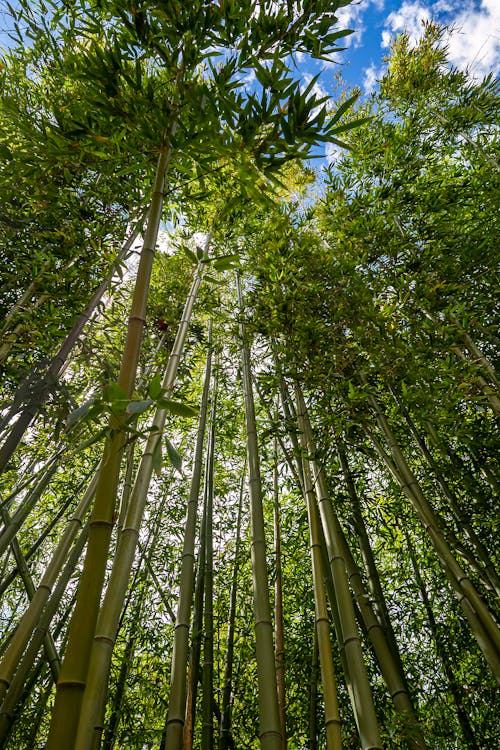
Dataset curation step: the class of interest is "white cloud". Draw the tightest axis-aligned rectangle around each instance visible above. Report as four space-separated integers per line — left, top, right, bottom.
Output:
381 0 500 77
325 141 343 164
363 62 386 93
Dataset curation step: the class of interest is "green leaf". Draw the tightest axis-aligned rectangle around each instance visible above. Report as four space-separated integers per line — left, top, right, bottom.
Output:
66 399 95 428
158 399 198 418
165 437 182 471
212 254 239 271
126 399 154 415
148 374 164 400
152 438 163 477
204 275 227 286
103 382 127 403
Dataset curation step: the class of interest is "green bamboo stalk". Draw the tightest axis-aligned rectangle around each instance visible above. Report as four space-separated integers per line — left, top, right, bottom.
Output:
0 214 145 476
184 488 207 750
220 467 244 750
164 329 212 749
273 446 287 750
237 274 282 750
0 469 98 702
202 375 217 750
3 527 60 685
0 484 76 598
0 462 59 557
390 389 500 596
294 384 383 750
73 233 213 750
309 627 319 750
404 528 480 750
334 437 427 749
365 413 500 681
299 437 342 750
46 109 180 749
0 525 88 744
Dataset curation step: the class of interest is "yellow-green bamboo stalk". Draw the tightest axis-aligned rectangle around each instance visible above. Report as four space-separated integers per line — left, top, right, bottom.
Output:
273 445 287 750
0 524 88 743
46 109 180 748
299 441 342 750
365 406 500 681
237 274 282 750
164 327 213 749
73 234 212 750
202 373 217 750
295 385 383 750
220 465 245 750
0 469 98 703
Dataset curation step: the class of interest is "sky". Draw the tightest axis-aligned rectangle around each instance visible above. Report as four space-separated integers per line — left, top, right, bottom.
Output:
313 0 500 95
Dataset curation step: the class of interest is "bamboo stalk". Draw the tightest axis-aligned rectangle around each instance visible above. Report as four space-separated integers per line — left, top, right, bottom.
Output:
220 467 244 750
46 110 180 748
0 469 98 702
273 444 287 750
0 525 88 744
202 375 217 750
165 327 213 748
294 384 383 750
392 390 500 596
237 274 282 750
0 215 144 476
73 233 212 750
299 437 342 750
365 399 500 680
405 529 480 750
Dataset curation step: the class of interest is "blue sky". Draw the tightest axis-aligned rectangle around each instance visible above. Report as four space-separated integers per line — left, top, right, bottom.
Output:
314 0 500 94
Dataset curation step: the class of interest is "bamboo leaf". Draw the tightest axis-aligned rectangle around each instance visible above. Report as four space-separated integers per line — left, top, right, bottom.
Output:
158 399 199 418
165 437 182 471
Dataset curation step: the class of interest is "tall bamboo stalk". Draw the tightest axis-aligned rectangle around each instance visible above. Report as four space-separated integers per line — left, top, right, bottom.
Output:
364 397 500 680
298 435 342 749
220 468 244 750
273 444 287 750
73 233 213 750
202 376 217 750
0 525 88 744
0 215 144 475
237 274 282 750
46 109 180 748
294 384 383 750
404 529 480 750
0 469 98 702
164 326 212 749
390 388 500 596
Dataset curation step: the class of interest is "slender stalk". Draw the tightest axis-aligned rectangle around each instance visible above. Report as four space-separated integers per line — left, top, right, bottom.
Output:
184 467 208 750
73 234 213 750
309 628 319 750
365 406 500 681
273 445 287 750
202 376 217 750
0 470 98 701
220 468 244 750
0 215 144 475
405 529 480 750
299 437 342 749
164 326 212 749
390 389 500 597
0 526 88 744
46 109 180 748
294 384 383 750
237 274 282 750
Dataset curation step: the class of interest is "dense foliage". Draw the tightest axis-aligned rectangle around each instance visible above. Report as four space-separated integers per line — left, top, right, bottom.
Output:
0 3 498 749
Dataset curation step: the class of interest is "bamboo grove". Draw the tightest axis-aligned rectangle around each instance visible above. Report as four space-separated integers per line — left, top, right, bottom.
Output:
0 2 499 748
